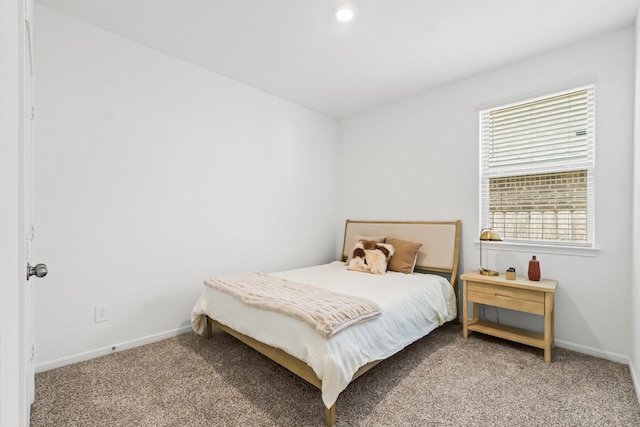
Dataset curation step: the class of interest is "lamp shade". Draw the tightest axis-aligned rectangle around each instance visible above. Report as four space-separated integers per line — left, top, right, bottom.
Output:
479 229 503 242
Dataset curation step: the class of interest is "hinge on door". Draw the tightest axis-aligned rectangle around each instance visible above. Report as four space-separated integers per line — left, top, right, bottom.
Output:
29 224 35 241
31 344 35 361
30 105 35 121
25 0 31 23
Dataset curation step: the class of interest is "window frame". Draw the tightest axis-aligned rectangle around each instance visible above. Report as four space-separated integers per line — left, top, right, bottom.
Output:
479 85 596 252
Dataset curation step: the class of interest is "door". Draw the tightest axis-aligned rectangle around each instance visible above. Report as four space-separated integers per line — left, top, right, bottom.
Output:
0 0 41 425
24 0 37 410
0 0 28 425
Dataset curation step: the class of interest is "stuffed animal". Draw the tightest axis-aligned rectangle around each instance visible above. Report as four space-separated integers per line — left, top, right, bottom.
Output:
347 240 395 275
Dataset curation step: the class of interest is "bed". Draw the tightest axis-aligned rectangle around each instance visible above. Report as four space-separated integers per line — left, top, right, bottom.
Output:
191 220 461 425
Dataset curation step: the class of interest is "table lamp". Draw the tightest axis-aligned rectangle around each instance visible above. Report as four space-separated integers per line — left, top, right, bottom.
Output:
479 228 502 276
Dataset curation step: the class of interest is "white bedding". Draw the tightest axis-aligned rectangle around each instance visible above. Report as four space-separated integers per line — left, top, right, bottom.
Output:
191 261 456 409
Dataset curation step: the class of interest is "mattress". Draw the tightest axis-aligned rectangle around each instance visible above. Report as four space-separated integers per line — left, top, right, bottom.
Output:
191 261 457 408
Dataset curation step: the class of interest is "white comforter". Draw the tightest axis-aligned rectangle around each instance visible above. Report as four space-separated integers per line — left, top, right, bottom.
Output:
191 261 457 409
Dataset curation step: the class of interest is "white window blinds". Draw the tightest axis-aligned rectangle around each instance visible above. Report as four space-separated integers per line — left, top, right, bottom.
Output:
480 86 595 246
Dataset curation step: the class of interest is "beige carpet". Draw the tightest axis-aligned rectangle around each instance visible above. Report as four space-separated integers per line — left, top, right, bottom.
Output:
31 323 640 426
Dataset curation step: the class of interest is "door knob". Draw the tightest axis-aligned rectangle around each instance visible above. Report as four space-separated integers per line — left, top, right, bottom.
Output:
27 263 48 280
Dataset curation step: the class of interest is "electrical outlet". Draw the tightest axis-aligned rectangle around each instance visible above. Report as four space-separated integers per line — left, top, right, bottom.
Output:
95 304 109 323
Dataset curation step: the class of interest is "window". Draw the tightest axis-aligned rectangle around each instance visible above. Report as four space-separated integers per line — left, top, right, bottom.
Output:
480 86 595 247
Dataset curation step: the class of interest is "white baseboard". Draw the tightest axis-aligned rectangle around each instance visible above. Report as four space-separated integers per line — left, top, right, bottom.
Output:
35 325 194 373
554 339 629 365
629 359 640 405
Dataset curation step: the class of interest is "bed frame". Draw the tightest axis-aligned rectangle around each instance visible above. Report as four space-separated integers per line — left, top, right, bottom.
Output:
202 220 461 425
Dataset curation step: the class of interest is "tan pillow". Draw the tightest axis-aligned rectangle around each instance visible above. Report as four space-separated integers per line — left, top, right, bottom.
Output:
354 235 386 243
386 237 423 274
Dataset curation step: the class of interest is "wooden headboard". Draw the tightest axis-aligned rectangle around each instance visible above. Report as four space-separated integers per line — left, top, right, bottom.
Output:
341 220 461 288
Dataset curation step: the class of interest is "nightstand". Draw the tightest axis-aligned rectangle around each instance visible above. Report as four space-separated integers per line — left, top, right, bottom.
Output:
461 271 557 363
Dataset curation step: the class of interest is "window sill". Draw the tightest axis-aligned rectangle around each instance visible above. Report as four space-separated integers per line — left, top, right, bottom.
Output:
474 240 599 257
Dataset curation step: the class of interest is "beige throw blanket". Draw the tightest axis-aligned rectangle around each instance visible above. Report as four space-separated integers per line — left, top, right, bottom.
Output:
204 272 381 338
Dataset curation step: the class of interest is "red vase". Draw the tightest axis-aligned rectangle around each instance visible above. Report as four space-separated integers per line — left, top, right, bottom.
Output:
528 256 540 281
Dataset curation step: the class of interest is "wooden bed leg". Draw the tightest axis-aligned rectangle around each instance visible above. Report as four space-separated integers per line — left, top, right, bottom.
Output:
324 404 336 426
203 316 214 338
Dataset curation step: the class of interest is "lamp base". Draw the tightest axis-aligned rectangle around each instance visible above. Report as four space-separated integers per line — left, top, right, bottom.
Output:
480 269 499 276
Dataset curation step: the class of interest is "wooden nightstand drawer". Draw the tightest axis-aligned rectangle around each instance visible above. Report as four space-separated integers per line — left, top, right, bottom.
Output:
467 281 545 315
467 290 544 315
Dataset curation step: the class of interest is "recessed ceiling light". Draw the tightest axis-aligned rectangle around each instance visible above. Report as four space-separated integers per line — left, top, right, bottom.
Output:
335 6 355 22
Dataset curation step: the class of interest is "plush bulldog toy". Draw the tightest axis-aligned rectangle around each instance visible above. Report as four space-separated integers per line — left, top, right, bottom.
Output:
347 240 395 275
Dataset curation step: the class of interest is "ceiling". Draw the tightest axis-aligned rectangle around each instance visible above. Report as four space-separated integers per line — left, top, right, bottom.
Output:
36 0 639 118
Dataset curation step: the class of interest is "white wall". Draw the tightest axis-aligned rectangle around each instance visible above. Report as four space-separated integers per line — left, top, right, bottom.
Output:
338 28 635 360
34 6 338 368
33 3 638 373
631 8 640 398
